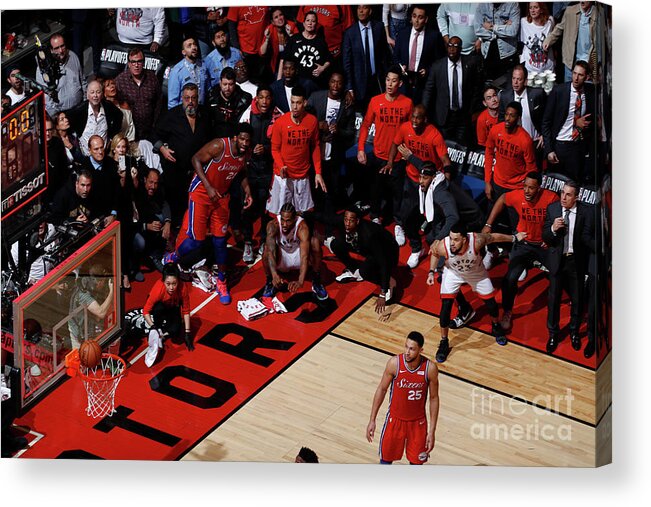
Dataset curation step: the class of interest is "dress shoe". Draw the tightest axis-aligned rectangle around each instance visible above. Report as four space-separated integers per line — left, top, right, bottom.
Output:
546 334 559 354
584 341 595 359
571 333 581 351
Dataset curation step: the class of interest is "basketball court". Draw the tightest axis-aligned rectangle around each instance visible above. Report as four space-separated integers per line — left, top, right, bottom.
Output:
11 238 611 465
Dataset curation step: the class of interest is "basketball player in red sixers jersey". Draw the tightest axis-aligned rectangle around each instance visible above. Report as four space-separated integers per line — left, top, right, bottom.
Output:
367 331 440 464
164 123 253 305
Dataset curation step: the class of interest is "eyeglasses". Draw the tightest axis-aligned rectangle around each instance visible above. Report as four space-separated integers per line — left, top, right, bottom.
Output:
129 59 144 65
447 43 461 48
46 127 56 132
234 65 246 71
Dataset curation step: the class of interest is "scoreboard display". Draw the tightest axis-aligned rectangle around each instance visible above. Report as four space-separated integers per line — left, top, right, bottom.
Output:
1 91 48 219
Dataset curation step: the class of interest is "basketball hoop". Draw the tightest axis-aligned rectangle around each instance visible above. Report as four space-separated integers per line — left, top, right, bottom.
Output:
65 349 127 418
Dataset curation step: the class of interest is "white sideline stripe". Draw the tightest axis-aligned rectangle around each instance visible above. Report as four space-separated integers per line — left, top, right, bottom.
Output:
129 253 263 367
11 427 45 458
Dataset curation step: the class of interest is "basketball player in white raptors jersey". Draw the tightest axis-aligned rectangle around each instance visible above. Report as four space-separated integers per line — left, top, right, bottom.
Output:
426 222 527 362
261 202 329 300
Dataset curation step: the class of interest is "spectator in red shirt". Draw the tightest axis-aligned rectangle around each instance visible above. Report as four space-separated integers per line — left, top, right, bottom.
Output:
484 101 537 202
227 6 270 83
482 171 559 330
267 85 326 215
142 263 193 367
357 65 413 229
476 85 499 148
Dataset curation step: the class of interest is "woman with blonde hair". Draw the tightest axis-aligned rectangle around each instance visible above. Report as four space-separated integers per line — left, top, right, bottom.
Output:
104 77 136 141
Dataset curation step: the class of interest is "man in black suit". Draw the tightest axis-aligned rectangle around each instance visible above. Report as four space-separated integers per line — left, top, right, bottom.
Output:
342 4 389 111
67 79 123 157
421 36 482 145
329 206 399 316
542 60 596 184
498 64 546 167
542 181 595 355
78 135 120 227
307 72 356 236
393 5 445 105
269 58 318 113
151 83 213 230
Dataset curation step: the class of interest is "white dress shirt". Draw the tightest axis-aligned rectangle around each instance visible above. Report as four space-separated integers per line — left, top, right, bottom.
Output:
557 86 586 141
408 28 425 70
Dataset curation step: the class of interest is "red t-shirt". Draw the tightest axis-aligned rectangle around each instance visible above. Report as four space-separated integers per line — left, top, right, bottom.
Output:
388 354 429 421
227 6 270 55
264 20 299 71
476 109 498 147
359 93 413 161
296 5 354 57
189 138 248 198
271 112 322 178
484 123 537 189
394 122 448 182
143 279 191 317
504 188 559 243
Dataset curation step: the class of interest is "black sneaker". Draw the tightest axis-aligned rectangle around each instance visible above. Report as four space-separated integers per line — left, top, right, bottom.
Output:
262 281 276 298
435 339 450 363
449 307 476 329
492 322 508 346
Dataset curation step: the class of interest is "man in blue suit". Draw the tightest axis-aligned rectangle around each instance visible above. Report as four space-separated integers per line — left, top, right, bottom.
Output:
393 5 445 105
342 4 390 111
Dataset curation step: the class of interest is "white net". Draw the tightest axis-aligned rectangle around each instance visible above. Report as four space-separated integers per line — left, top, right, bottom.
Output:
79 354 126 418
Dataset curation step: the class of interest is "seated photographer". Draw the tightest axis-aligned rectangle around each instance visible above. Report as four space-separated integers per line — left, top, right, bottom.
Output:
134 168 171 273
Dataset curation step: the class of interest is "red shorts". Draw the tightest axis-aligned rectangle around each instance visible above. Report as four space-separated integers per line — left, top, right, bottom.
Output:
379 415 428 464
180 193 230 243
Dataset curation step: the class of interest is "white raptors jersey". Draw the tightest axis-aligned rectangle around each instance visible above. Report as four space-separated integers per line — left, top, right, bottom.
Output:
443 233 486 277
276 215 303 255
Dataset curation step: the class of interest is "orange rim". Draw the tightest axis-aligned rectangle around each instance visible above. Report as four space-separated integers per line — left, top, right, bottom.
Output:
65 350 126 381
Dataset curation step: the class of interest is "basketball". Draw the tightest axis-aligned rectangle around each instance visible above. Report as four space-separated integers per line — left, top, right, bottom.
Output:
79 340 103 369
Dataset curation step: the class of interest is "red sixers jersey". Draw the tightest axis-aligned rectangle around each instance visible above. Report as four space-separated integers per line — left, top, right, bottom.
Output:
388 354 429 421
189 138 247 199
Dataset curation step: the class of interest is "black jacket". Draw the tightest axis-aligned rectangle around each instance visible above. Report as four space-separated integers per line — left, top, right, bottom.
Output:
50 178 97 225
207 84 252 138
422 55 482 128
67 99 124 144
306 90 356 160
498 86 546 137
542 82 596 156
542 201 595 277
78 156 120 219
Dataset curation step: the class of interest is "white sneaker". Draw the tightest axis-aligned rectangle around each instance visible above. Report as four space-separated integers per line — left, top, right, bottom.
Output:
192 268 215 292
335 268 364 283
324 236 335 254
518 269 528 282
145 329 160 367
371 217 382 225
407 250 426 269
483 250 495 270
243 242 254 263
394 225 406 246
258 243 265 256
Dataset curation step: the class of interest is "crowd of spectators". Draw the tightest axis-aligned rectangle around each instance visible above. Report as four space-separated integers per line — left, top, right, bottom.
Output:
2 3 611 357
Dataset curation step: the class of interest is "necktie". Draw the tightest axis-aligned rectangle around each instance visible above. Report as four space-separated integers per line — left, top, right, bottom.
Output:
364 27 372 76
572 92 583 140
451 62 459 111
563 208 571 253
515 94 522 102
409 31 420 72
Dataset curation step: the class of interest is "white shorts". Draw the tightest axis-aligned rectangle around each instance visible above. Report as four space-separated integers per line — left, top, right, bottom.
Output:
266 174 314 215
277 247 301 272
440 266 495 299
